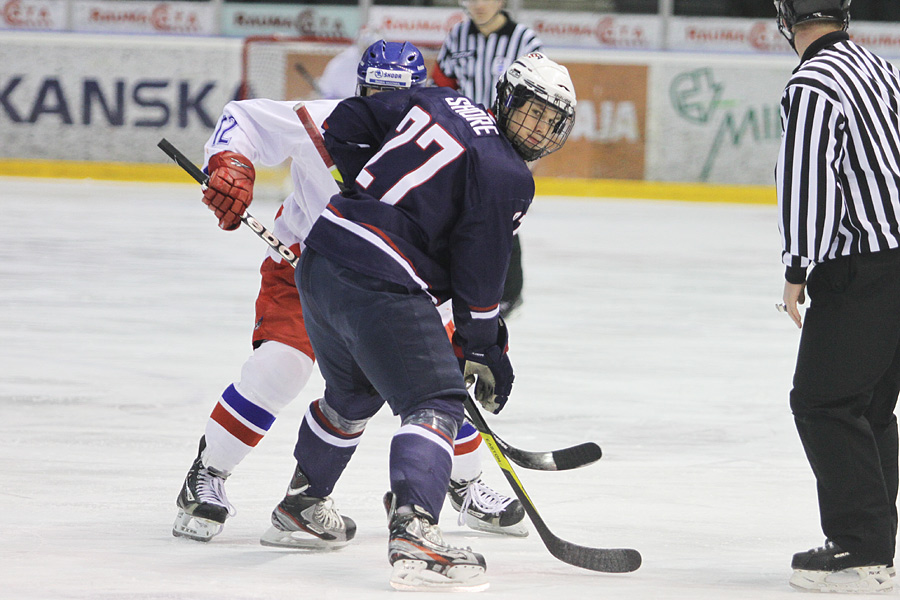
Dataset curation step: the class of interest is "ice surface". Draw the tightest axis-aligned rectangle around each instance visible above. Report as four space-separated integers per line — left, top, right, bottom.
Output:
0 177 850 598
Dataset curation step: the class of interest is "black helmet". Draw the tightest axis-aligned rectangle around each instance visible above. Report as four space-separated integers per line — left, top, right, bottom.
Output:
774 0 851 45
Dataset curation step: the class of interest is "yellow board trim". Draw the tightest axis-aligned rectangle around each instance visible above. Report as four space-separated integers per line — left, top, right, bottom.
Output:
4 159 191 183
2 159 777 204
535 176 777 205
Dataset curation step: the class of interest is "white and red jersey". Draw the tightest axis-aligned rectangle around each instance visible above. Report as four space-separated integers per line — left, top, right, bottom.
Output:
199 98 473 481
202 97 454 329
203 98 341 259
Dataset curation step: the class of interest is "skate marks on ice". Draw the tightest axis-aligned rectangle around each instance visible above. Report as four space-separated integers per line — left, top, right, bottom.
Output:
1 179 819 598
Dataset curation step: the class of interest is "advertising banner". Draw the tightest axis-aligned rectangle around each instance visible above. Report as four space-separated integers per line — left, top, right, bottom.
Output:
0 0 66 31
0 34 240 163
71 0 216 35
521 11 661 50
849 22 900 58
366 6 464 48
533 62 648 180
667 17 789 54
646 57 793 185
222 4 358 40
366 8 662 50
667 17 900 58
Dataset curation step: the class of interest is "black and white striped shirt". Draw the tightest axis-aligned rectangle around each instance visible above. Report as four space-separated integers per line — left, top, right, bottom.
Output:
435 12 542 109
777 31 900 283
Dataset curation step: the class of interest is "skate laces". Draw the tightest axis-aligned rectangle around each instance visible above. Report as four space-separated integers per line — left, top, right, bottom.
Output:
456 478 514 525
812 540 838 553
394 510 447 547
196 467 236 516
418 518 446 546
313 497 344 531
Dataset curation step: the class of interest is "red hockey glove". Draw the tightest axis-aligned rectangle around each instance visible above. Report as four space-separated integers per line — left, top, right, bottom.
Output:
203 151 255 231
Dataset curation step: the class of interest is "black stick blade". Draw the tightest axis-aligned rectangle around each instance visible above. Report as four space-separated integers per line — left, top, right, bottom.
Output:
552 442 602 471
548 539 642 573
494 436 602 471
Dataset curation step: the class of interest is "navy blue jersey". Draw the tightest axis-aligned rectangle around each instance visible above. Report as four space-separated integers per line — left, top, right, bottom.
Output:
304 86 533 351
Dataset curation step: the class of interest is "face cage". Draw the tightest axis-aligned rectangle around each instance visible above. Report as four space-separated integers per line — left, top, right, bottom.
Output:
498 86 575 162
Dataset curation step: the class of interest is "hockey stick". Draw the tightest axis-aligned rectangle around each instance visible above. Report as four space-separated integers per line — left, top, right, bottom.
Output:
464 395 642 573
293 103 345 189
159 137 602 473
157 138 299 268
293 62 325 98
161 139 599 474
491 430 601 471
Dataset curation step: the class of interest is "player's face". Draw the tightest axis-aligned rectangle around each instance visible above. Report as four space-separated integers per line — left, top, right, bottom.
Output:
460 0 503 27
508 98 566 155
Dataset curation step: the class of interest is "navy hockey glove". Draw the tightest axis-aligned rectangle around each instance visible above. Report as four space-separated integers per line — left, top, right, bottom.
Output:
453 318 514 414
203 151 255 231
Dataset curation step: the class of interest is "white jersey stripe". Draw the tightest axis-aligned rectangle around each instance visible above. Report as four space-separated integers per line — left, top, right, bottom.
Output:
777 36 900 272
320 209 438 304
394 423 454 459
436 15 543 109
303 406 362 449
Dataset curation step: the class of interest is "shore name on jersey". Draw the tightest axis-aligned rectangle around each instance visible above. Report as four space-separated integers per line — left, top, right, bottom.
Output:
444 97 499 136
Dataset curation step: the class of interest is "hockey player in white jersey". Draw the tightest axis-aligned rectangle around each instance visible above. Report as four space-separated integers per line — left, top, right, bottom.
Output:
173 40 527 545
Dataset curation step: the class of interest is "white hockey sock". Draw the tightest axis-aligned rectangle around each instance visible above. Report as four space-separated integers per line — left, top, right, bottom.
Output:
204 341 314 474
450 420 483 483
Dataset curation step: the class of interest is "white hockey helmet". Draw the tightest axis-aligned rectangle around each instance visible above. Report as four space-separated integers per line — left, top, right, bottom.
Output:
493 52 577 162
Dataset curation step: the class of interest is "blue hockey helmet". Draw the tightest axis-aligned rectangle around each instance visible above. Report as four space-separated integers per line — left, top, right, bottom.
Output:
356 40 427 97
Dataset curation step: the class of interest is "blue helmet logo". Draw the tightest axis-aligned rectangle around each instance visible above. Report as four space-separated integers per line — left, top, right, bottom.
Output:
357 40 427 93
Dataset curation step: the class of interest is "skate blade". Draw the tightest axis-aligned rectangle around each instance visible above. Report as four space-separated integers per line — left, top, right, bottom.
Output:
259 526 348 551
172 510 223 542
790 565 894 593
389 560 489 592
463 514 529 538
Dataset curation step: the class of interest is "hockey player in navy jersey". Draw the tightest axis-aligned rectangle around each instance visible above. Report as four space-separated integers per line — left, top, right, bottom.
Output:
173 41 528 547
279 53 576 590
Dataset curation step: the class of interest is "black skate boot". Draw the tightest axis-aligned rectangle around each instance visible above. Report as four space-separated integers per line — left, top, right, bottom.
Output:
448 474 528 537
259 463 356 550
385 492 488 592
790 540 894 593
173 436 235 542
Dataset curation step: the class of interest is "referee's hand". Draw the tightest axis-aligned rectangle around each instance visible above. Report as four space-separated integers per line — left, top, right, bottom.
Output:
779 281 806 329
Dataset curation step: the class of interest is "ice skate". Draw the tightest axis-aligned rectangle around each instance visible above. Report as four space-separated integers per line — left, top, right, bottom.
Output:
385 492 489 592
173 436 235 542
448 474 528 537
789 540 894 593
259 464 356 550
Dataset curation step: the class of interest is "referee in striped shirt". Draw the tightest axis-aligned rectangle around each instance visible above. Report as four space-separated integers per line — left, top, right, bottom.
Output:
433 0 542 318
775 0 900 591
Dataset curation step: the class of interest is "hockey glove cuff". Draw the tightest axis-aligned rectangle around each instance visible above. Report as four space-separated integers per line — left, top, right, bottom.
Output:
203 151 255 231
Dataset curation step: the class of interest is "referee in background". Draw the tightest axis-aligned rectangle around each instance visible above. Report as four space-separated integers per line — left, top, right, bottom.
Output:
432 0 542 318
775 0 900 592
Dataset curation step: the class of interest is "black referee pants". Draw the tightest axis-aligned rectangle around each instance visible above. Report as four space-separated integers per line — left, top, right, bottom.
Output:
791 248 900 565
